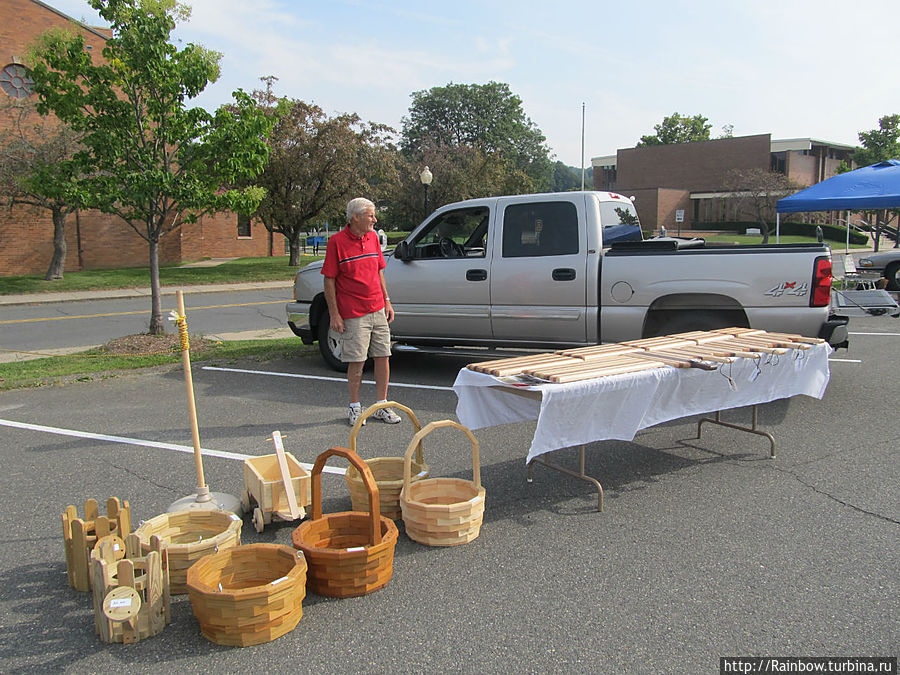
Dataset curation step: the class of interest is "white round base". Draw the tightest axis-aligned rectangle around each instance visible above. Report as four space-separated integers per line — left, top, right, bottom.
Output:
167 492 242 515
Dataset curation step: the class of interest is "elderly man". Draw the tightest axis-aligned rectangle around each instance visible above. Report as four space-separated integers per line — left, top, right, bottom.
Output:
322 197 401 426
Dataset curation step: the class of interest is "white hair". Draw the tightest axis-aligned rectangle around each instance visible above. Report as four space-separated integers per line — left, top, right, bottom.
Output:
346 197 375 222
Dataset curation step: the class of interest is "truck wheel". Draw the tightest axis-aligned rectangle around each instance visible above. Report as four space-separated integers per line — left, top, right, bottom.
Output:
649 310 741 337
884 263 900 291
317 308 348 372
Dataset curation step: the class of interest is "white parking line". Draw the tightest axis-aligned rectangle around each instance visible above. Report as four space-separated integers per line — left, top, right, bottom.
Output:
829 358 863 363
0 418 346 475
849 331 900 336
202 365 455 391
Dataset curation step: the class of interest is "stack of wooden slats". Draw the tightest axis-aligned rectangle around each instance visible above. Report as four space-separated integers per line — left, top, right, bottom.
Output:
466 329 823 383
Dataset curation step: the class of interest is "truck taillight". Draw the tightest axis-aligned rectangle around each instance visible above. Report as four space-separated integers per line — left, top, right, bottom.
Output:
811 256 832 307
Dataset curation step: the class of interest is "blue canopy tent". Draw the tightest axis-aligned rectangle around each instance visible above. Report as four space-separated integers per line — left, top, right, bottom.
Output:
776 159 900 249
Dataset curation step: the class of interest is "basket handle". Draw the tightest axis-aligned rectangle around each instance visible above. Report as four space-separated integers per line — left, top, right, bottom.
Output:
348 401 425 465
402 420 481 493
310 446 382 546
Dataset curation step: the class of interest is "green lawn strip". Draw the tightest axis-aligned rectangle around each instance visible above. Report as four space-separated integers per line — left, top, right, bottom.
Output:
701 233 869 247
0 338 316 391
0 255 323 295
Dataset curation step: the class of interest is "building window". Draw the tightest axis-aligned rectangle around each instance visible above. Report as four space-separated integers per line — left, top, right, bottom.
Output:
237 213 251 237
770 152 786 174
0 64 34 99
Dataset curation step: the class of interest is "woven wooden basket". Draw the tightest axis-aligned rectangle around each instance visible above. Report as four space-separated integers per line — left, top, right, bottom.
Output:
400 420 486 547
186 543 307 647
135 510 242 594
292 446 398 598
344 401 429 520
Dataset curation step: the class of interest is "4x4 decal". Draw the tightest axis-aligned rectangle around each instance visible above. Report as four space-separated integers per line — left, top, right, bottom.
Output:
765 281 809 297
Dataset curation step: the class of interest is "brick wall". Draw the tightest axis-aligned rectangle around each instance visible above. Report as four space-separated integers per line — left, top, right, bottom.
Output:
615 134 772 192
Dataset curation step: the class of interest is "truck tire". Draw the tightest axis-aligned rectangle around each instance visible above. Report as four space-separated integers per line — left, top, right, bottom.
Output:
884 262 900 291
317 308 348 372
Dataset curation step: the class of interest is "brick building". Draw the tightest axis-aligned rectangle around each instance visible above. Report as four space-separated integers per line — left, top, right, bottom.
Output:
0 0 271 278
592 134 855 233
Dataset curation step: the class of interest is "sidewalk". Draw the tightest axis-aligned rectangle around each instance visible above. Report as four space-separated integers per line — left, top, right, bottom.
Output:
0 279 293 307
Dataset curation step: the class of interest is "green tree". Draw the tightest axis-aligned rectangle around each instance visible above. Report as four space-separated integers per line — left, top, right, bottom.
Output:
849 114 900 250
637 112 712 147
723 168 800 244
400 81 553 205
28 0 272 333
0 101 83 280
250 82 397 266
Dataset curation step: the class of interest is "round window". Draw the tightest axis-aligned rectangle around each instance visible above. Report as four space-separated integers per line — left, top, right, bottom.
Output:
0 64 34 99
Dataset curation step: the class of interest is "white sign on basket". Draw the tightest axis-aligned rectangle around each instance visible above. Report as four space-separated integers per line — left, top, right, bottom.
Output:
109 598 132 608
346 546 365 553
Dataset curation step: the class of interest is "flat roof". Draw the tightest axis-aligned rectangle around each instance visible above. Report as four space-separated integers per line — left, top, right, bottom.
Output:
592 136 857 168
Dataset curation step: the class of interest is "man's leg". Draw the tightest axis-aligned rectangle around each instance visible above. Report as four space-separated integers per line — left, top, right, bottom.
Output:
373 356 390 401
347 361 365 403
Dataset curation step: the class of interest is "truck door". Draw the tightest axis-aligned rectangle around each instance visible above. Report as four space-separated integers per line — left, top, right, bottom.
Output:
490 198 587 343
386 204 492 340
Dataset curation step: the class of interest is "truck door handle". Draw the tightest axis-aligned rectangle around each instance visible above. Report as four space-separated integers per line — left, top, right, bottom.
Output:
552 268 576 281
467 269 487 281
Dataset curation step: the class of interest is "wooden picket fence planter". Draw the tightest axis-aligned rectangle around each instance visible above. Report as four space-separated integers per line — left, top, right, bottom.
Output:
344 402 429 520
62 497 131 592
187 543 307 647
401 420 486 547
135 509 242 595
293 446 398 598
91 533 170 644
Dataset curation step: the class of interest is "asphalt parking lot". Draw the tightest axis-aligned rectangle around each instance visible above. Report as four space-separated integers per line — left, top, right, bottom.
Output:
0 317 897 674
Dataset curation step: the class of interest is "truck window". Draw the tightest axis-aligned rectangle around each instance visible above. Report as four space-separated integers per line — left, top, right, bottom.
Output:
409 206 489 259
502 201 578 258
599 201 640 228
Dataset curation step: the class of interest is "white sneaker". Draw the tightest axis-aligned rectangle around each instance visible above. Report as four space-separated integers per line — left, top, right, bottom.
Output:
372 407 401 424
348 406 365 427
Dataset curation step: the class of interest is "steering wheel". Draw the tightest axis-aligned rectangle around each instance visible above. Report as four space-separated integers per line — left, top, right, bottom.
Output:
439 237 465 258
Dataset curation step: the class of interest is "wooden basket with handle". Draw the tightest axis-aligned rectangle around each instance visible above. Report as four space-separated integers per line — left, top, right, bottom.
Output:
400 420 486 547
292 446 398 598
344 401 429 520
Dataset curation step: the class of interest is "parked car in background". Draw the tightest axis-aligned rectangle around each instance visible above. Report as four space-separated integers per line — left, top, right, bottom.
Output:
857 249 900 289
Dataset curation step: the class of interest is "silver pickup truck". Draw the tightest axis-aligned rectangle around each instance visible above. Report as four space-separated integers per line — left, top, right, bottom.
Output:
287 191 849 370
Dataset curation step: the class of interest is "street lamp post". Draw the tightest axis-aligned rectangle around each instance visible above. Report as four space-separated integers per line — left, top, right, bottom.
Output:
420 166 433 220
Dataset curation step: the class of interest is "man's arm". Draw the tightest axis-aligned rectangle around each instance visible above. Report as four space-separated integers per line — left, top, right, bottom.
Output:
379 270 394 323
323 276 344 333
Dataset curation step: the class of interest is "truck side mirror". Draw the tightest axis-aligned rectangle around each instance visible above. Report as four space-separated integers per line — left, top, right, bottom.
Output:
394 241 410 261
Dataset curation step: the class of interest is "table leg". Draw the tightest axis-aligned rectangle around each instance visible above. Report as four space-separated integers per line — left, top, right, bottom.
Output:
696 405 776 458
527 445 604 512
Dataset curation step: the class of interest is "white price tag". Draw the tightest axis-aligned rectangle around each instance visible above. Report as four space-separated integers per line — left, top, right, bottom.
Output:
345 546 365 553
109 598 132 608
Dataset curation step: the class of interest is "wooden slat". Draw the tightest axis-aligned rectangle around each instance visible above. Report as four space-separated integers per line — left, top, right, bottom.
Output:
526 355 648 379
549 360 665 383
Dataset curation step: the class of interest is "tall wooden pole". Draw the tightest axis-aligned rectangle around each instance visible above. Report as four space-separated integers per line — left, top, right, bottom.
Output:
176 290 210 502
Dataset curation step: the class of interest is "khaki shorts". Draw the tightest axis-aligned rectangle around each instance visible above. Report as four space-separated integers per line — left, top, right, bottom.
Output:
341 309 392 362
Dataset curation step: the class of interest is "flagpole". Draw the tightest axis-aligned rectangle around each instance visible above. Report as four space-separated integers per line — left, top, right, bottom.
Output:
581 102 586 191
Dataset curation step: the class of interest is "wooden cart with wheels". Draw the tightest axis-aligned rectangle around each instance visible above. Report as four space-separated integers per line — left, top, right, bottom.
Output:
242 431 311 533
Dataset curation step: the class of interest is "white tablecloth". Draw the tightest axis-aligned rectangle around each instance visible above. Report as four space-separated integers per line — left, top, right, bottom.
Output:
453 342 831 464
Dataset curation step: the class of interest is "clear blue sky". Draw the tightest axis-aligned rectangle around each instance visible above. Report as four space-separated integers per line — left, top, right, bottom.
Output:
48 0 900 168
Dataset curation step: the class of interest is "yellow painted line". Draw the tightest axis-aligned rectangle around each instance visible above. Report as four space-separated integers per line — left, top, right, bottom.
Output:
0 299 285 324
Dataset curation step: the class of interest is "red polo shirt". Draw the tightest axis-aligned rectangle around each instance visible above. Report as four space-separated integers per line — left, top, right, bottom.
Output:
321 225 386 319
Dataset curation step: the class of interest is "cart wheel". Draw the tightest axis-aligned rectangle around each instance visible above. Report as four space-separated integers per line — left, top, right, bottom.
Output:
240 489 251 514
252 507 265 533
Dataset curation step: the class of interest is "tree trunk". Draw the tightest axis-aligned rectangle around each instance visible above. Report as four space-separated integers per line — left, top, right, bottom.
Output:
288 233 301 266
44 207 68 280
148 238 164 335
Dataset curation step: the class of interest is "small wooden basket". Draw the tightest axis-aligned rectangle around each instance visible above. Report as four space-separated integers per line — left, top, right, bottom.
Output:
62 497 131 592
91 533 170 644
400 420 486 547
292 446 398 598
186 543 307 647
135 510 242 595
344 401 429 520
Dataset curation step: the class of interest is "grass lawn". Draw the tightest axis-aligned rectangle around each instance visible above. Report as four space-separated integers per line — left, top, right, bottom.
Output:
0 255 323 295
701 232 870 247
0 338 317 391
